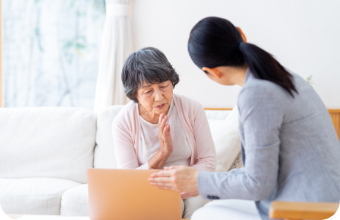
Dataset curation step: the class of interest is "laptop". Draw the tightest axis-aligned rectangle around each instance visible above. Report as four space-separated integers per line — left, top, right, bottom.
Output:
87 169 182 220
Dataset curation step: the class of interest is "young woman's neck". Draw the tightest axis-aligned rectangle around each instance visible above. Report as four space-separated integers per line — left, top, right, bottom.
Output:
219 65 248 87
234 65 248 87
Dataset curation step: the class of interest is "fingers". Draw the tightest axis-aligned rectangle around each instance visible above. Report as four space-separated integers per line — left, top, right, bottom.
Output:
159 114 168 134
150 170 173 178
163 124 170 136
155 185 193 193
156 186 178 191
158 113 165 130
148 177 172 183
158 113 164 124
164 165 182 170
149 182 173 187
149 176 178 191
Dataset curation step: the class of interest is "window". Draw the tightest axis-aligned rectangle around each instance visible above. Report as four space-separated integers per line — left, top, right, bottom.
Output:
3 0 105 108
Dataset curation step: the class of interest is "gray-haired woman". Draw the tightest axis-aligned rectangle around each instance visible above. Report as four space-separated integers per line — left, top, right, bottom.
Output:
112 47 217 219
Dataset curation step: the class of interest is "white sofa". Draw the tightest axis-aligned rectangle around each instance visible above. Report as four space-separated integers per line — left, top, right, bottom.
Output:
0 105 241 216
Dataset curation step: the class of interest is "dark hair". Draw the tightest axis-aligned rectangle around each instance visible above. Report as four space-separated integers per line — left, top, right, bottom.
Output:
188 17 297 97
121 47 179 103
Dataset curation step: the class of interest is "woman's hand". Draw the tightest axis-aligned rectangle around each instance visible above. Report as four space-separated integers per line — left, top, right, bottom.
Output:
158 113 173 155
147 113 173 169
148 165 200 194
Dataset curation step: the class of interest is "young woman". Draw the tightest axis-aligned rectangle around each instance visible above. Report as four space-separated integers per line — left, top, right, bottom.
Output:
148 17 340 220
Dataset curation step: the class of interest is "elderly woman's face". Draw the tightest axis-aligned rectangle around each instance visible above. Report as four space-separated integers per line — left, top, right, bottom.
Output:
136 80 173 115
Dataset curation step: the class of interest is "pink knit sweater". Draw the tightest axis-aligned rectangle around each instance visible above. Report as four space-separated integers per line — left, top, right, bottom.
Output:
112 93 216 172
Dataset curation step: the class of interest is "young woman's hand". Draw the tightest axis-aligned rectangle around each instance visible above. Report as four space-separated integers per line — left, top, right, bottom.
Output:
148 165 200 194
158 113 173 156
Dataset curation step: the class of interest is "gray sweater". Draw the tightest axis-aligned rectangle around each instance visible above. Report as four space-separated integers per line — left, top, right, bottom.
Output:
197 69 340 220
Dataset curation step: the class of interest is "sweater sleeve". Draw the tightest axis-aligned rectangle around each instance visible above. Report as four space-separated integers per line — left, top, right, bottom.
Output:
191 103 217 172
197 84 283 201
112 116 148 169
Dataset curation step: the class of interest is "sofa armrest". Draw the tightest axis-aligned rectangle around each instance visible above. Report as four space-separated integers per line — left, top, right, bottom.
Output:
269 201 339 220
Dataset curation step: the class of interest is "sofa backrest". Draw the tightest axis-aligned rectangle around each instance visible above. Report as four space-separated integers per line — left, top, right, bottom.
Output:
94 105 124 169
0 107 96 183
94 105 241 172
205 110 230 120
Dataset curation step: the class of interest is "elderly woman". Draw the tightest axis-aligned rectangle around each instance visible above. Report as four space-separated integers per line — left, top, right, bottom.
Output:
112 47 216 219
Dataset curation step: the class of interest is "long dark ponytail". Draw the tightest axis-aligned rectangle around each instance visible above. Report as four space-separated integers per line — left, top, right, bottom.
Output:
188 17 297 97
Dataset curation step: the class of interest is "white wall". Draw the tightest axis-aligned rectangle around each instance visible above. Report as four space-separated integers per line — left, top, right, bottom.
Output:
131 0 340 108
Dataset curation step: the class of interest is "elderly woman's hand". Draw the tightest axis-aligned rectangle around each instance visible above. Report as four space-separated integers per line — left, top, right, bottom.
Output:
148 165 200 196
158 113 173 155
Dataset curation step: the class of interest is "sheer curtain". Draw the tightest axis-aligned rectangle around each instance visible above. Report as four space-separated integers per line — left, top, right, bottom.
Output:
94 0 132 112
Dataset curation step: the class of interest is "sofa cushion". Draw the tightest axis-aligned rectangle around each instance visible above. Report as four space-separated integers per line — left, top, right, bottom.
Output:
94 105 124 169
0 107 96 183
0 178 80 215
208 107 241 172
205 110 230 120
61 184 89 216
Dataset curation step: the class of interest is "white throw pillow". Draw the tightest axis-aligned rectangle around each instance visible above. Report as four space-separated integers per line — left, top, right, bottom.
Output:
208 107 241 172
0 107 96 183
